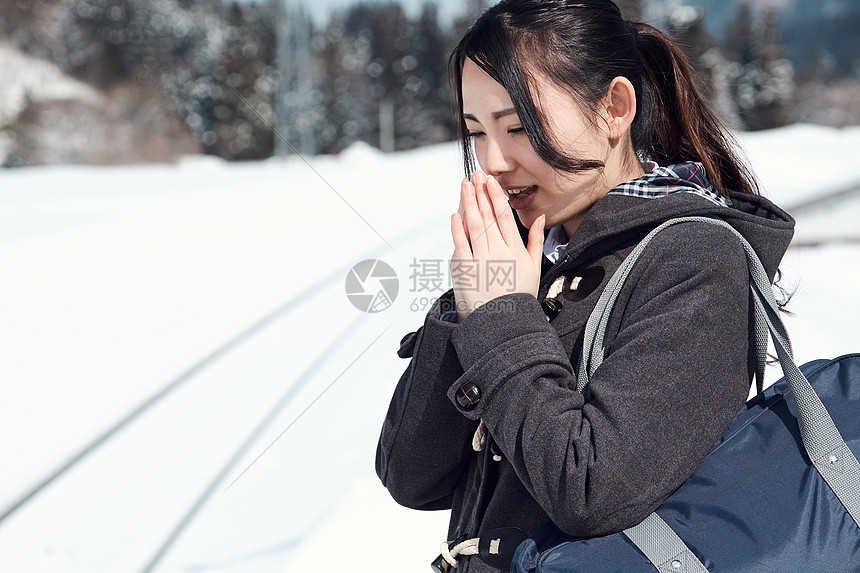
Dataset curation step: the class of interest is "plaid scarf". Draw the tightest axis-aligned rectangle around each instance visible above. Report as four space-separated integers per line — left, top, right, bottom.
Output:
543 162 732 263
608 162 732 208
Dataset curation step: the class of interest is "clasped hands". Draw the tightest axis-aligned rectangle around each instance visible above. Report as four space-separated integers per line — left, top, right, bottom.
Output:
451 172 546 322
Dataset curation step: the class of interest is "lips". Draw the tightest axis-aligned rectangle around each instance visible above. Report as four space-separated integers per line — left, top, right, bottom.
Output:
506 185 538 209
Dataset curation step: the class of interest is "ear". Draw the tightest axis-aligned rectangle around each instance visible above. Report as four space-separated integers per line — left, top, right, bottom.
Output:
603 76 637 141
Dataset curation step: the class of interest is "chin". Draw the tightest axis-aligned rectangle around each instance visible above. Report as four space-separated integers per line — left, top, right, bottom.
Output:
517 211 539 228
520 212 555 230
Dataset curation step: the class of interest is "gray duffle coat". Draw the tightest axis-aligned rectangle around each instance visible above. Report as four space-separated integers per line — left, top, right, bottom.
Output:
376 167 795 572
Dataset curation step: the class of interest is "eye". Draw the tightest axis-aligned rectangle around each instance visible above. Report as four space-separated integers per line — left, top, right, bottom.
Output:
467 131 485 140
508 127 525 136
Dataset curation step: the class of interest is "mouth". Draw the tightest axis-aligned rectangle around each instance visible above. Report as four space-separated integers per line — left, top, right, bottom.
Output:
505 185 538 209
505 185 537 198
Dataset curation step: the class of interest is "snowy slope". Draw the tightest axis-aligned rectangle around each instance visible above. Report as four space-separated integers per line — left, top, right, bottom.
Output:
0 43 99 163
0 42 98 125
0 126 858 573
741 124 860 213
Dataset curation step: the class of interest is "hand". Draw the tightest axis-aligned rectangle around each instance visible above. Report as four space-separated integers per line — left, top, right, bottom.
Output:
450 172 546 322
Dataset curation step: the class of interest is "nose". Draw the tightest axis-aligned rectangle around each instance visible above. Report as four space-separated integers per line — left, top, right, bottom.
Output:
480 136 515 176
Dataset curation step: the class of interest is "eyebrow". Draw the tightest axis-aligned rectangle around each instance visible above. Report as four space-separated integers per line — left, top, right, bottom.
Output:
463 107 517 122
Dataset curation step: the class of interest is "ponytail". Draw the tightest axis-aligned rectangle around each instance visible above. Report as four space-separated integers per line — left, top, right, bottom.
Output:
633 23 789 312
632 23 760 198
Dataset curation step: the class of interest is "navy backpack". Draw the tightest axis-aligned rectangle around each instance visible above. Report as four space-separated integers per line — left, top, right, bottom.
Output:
512 218 860 572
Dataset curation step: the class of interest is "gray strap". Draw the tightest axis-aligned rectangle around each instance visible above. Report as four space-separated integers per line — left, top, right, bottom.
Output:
751 300 768 394
577 217 767 393
623 513 708 573
577 217 860 571
749 279 860 525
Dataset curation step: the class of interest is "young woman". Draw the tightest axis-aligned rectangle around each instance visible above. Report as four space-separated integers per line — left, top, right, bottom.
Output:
376 1 795 571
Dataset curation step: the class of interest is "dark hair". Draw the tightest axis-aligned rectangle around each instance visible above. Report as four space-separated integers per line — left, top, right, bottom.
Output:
449 0 760 198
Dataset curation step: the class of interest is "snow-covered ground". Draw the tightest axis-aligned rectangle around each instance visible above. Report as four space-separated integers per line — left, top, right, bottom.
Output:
0 124 858 572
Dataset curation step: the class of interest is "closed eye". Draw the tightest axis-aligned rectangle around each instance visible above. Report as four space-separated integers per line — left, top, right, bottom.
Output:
467 131 485 140
508 127 525 136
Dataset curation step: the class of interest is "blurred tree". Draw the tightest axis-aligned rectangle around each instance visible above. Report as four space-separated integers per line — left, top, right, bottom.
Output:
665 6 730 118
728 8 795 130
723 2 752 66
316 14 348 154
365 3 413 151
336 4 380 150
1 0 502 161
0 0 68 63
410 3 456 145
57 0 277 159
667 6 714 85
315 2 455 154
664 4 746 128
210 2 276 159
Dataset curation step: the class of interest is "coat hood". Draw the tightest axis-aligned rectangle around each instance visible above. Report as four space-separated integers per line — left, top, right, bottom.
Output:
545 163 796 281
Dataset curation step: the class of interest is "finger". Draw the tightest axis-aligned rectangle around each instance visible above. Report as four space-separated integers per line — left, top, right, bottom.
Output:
462 180 488 256
470 172 494 239
470 170 486 190
451 213 475 318
473 174 500 243
457 179 465 215
458 178 471 243
485 175 522 246
450 212 472 257
526 214 547 270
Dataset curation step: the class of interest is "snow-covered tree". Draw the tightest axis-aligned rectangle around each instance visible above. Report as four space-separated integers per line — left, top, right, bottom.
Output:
2 0 465 162
409 3 456 146
311 2 457 154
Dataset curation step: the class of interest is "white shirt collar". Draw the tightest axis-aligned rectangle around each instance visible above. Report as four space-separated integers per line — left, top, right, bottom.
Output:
543 224 570 264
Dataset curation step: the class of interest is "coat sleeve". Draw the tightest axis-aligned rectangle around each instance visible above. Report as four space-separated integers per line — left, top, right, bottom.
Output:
376 290 479 510
446 223 752 536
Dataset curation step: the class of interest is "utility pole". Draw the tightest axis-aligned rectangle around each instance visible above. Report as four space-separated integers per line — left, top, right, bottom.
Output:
274 0 315 156
379 98 394 152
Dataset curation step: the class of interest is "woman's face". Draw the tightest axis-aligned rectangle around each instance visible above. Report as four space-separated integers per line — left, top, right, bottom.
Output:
460 58 615 236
